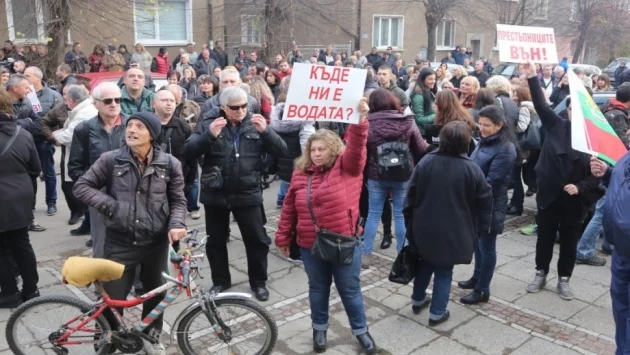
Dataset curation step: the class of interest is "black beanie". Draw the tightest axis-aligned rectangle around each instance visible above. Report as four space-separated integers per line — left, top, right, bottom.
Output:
126 112 162 142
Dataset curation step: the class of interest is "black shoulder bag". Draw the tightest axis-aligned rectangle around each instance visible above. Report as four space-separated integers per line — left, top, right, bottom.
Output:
307 174 358 265
0 126 21 159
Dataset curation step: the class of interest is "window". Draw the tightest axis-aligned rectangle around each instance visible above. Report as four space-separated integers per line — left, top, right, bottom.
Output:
241 15 262 45
5 0 45 42
436 19 456 48
533 0 549 20
372 16 403 48
570 0 580 21
134 0 192 46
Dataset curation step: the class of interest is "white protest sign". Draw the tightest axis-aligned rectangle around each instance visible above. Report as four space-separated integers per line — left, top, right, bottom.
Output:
496 24 558 64
282 63 367 124
26 84 42 113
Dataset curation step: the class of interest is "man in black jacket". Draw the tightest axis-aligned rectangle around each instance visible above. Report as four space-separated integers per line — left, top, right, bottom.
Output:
212 40 228 69
7 74 46 232
68 82 126 251
184 86 287 301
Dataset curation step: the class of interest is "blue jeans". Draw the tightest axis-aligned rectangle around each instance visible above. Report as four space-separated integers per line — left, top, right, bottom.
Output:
36 142 57 205
277 180 290 205
577 194 606 260
300 246 368 335
412 261 453 320
611 249 630 355
363 179 408 255
187 177 200 212
472 231 498 293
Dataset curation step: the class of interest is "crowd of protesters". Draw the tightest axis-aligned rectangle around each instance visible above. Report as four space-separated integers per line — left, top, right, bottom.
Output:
1 36 630 355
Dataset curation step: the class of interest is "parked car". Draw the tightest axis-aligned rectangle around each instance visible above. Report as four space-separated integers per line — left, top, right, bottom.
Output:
492 63 520 79
553 91 615 115
76 72 168 94
602 57 630 88
568 64 601 77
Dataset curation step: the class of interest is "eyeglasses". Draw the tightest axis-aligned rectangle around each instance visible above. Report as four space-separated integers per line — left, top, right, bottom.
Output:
96 97 122 105
227 104 248 111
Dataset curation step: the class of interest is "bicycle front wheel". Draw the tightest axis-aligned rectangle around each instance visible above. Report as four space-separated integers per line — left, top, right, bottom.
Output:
6 295 112 355
177 298 278 355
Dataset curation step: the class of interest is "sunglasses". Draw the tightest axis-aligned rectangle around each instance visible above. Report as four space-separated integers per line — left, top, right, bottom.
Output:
96 97 122 105
227 104 248 111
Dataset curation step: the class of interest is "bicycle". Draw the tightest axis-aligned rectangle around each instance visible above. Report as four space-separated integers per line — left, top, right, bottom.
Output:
5 229 278 355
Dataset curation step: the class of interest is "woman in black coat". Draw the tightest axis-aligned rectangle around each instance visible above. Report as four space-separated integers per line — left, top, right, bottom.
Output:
0 89 41 308
404 121 492 326
458 105 517 304
523 61 603 301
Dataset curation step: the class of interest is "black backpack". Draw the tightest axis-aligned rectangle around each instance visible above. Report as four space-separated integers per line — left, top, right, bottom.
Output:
376 141 413 181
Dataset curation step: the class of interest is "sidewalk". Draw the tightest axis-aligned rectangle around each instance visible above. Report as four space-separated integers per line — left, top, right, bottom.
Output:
0 178 617 354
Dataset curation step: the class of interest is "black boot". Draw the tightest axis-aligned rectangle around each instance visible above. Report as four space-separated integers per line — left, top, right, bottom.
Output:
0 292 23 309
506 205 523 216
380 233 392 249
460 290 490 305
457 277 478 290
313 329 327 353
356 332 377 354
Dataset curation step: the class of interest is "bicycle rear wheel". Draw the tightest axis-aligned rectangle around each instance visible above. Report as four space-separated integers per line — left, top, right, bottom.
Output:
176 298 278 355
6 295 112 355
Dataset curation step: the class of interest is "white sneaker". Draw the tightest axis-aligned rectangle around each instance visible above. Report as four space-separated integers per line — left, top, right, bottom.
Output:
190 210 201 220
142 339 166 355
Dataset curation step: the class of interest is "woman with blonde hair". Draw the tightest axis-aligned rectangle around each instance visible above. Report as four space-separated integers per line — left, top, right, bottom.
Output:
275 100 377 354
249 76 275 123
450 66 467 88
179 67 198 97
131 43 152 72
458 76 479 109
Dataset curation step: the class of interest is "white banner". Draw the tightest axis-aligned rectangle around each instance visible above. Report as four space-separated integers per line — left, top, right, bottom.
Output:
496 24 558 64
282 63 367 124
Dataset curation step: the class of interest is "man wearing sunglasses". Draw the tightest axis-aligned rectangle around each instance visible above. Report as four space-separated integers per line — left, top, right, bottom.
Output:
185 86 287 301
200 68 260 120
68 82 126 257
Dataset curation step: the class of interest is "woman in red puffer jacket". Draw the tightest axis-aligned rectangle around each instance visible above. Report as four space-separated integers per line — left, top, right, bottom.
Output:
275 98 377 354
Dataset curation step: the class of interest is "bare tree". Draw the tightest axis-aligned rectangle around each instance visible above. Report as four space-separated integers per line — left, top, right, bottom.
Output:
421 0 462 62
570 0 604 63
586 0 630 62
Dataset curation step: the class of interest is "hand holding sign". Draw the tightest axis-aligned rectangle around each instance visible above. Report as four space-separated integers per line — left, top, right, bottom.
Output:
523 61 537 79
590 156 608 177
357 98 369 123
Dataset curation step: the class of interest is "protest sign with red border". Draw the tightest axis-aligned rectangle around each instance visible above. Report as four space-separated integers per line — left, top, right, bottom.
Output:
496 24 558 64
282 63 367 124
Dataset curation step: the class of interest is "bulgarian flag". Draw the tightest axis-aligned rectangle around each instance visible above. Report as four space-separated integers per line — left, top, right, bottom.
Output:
568 71 628 165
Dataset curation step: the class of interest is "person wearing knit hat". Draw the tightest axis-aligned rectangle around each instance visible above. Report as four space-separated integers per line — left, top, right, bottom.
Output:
126 111 162 146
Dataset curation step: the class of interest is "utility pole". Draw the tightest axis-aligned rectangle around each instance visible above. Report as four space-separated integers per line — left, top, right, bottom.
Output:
208 0 213 45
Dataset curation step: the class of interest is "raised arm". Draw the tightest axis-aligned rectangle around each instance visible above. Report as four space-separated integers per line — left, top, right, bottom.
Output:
339 99 369 177
526 61 561 129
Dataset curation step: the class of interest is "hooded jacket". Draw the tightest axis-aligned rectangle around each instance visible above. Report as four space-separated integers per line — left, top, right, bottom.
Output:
275 121 368 249
601 99 630 149
365 110 428 181
269 103 316 182
0 114 41 232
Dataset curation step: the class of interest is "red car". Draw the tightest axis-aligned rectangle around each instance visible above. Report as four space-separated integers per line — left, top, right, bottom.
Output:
76 72 168 94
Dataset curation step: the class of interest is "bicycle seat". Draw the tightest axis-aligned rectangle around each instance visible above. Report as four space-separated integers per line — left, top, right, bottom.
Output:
61 257 125 286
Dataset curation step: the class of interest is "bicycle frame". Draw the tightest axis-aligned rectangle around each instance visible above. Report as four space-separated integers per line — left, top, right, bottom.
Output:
55 273 184 346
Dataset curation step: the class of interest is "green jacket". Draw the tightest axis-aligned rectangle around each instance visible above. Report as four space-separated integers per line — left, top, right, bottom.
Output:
387 81 410 108
411 93 435 134
120 87 155 116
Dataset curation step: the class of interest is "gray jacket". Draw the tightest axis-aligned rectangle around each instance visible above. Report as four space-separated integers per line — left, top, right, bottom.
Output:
34 86 63 119
73 146 187 246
